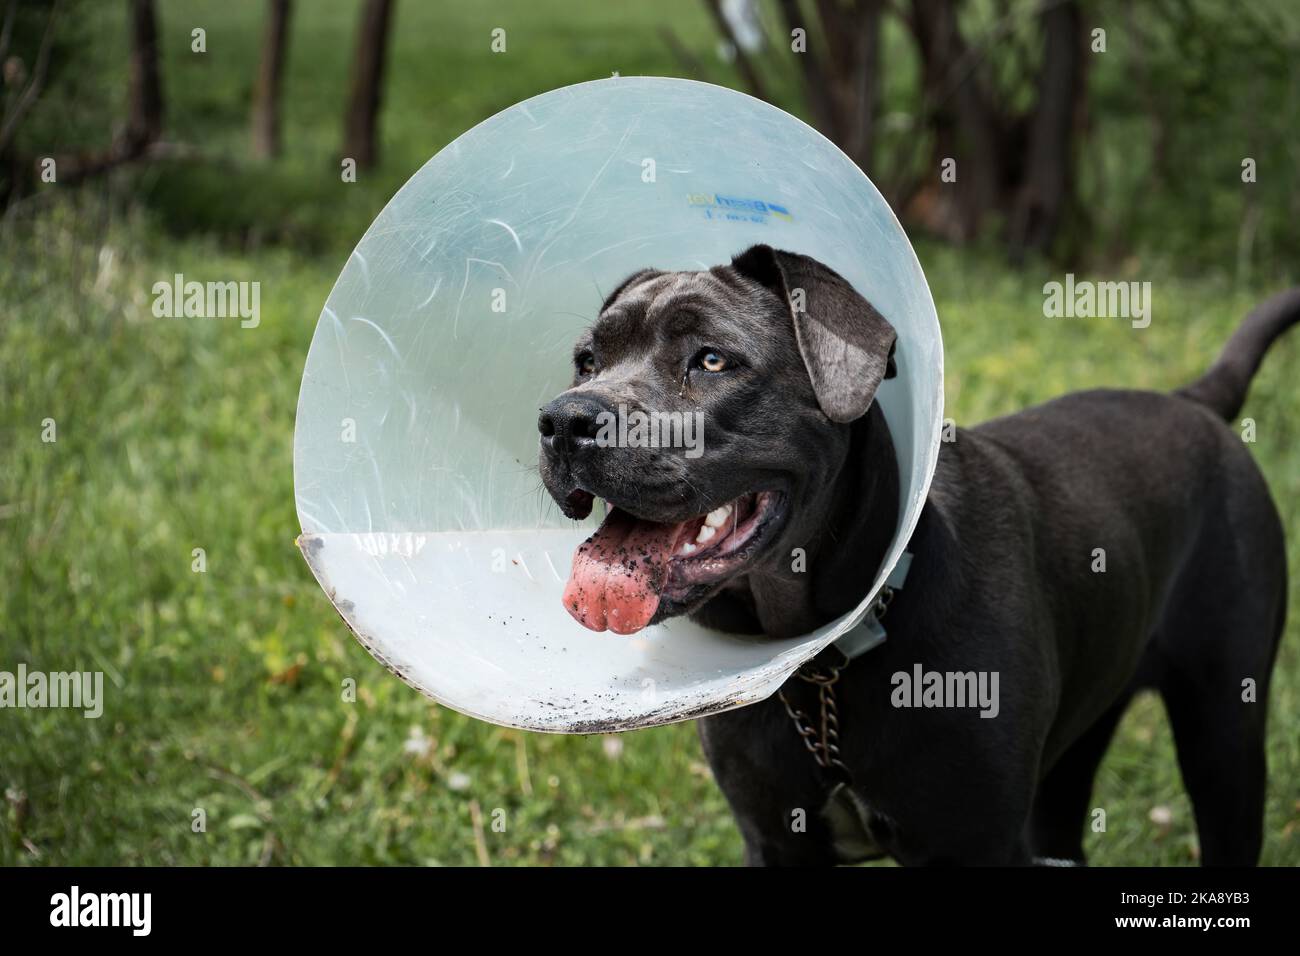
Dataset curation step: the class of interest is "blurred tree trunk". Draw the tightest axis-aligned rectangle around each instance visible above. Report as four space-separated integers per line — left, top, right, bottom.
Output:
1007 0 1085 261
775 0 883 173
342 0 393 170
778 0 839 137
705 0 769 102
125 0 163 152
905 0 1085 258
708 0 1088 260
0 0 59 201
908 0 1009 243
843 0 882 175
0 1 57 160
250 0 291 160
817 0 883 174
44 0 166 186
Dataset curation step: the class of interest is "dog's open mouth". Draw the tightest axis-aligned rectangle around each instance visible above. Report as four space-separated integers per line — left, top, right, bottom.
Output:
562 491 784 634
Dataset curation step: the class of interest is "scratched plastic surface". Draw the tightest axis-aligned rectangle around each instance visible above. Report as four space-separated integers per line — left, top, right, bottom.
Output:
293 77 943 732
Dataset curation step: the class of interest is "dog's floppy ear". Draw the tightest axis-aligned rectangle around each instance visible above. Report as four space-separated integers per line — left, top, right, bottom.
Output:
731 244 896 423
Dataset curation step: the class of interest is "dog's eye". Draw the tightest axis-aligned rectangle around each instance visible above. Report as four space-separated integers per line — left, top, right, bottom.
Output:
694 349 728 373
576 352 597 376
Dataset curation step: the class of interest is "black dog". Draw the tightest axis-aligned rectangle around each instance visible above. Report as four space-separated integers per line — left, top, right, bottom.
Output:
538 244 1297 865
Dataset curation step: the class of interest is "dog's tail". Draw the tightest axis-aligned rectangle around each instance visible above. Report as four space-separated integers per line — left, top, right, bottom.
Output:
1176 288 1300 421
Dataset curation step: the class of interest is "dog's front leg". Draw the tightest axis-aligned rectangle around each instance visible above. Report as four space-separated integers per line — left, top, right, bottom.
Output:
697 703 844 867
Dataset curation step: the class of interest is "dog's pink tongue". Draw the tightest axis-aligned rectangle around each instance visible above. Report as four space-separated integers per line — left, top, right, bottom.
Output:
563 508 684 634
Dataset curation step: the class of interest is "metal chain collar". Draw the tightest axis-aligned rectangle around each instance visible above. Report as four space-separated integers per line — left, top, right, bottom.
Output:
776 585 895 783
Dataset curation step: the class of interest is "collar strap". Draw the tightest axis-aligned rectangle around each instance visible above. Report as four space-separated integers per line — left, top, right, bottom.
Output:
833 551 913 662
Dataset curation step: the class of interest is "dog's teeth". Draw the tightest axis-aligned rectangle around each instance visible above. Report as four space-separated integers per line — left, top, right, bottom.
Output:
680 542 697 555
695 524 717 544
704 504 733 528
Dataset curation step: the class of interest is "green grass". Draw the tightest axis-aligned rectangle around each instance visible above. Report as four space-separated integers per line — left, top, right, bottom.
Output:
1 0 1297 866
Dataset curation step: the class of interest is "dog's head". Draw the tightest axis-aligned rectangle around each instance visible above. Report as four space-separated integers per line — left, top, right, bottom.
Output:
538 244 896 634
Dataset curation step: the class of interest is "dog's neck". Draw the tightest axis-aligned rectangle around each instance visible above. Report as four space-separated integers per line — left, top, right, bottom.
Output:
747 403 902 639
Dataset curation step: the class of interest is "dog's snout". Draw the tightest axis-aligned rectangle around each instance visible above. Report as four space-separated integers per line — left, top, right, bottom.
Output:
539 395 608 459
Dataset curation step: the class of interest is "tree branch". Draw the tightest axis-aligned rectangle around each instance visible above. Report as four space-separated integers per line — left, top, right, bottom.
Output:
0 0 59 157
777 0 840 136
703 0 770 102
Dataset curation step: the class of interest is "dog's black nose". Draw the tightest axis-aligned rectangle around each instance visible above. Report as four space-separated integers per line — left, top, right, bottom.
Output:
539 395 609 460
